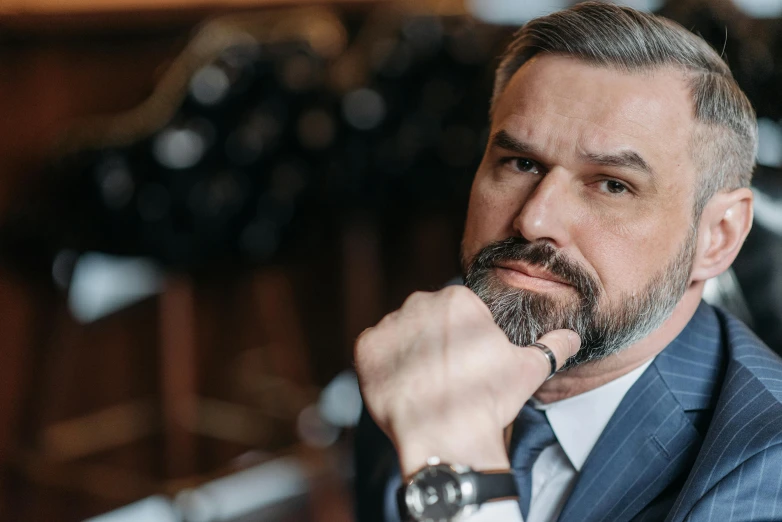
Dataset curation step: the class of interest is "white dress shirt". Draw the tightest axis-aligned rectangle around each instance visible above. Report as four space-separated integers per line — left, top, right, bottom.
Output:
468 360 654 522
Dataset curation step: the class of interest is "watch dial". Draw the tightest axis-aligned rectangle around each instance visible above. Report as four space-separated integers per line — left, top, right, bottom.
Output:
407 467 463 520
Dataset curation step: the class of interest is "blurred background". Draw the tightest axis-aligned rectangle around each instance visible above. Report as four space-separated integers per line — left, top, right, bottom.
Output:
1 0 781 520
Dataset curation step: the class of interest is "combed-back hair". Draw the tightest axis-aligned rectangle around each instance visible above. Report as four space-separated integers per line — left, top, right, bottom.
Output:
491 1 757 217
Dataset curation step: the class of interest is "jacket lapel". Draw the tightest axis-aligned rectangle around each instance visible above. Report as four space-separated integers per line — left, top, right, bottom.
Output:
558 302 725 522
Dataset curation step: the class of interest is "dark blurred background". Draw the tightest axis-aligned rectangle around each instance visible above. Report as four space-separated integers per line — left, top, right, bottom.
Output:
1 0 781 520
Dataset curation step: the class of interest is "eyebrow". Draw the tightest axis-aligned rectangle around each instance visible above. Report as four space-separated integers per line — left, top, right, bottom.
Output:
490 129 656 178
582 150 655 178
491 130 541 157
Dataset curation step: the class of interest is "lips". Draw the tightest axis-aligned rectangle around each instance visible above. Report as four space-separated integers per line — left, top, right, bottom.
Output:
494 260 572 287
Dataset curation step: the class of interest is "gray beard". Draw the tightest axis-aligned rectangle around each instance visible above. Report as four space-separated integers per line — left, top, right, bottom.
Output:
463 231 696 370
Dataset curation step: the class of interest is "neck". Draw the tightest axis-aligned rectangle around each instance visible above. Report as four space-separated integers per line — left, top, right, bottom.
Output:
533 282 705 404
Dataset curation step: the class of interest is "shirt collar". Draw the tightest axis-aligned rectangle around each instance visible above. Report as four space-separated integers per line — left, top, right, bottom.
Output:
531 359 654 472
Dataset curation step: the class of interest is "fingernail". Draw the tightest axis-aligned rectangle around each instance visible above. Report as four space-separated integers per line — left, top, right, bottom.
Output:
568 331 581 352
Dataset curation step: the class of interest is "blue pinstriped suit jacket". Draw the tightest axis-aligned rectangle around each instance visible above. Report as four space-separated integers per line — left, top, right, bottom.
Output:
354 302 782 521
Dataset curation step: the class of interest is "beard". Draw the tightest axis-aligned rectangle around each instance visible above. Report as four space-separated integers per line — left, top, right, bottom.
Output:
463 231 696 370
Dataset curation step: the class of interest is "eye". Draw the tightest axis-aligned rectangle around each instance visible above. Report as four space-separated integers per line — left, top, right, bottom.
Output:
602 180 629 194
507 158 541 175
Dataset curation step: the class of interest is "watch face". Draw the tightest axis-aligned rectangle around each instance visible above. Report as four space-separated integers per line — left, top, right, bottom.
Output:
406 466 464 521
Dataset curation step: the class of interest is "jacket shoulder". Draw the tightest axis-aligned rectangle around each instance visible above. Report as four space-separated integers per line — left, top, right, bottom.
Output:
717 307 782 403
667 308 782 521
709 308 782 460
678 443 782 520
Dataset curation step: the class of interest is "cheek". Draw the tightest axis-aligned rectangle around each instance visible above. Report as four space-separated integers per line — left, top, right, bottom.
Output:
577 211 689 296
463 173 522 258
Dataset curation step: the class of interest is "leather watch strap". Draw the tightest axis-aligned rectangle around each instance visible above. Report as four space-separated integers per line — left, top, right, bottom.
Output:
471 470 518 504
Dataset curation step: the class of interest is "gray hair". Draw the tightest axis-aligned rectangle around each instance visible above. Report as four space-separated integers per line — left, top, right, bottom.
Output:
491 1 758 217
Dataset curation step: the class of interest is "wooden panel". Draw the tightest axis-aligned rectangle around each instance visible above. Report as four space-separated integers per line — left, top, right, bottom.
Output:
0 34 187 228
0 0 383 15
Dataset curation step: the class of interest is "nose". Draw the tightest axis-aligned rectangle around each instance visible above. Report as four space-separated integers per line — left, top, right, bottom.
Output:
513 167 572 247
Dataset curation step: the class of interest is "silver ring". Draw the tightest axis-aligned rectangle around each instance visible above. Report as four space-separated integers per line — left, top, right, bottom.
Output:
529 342 557 380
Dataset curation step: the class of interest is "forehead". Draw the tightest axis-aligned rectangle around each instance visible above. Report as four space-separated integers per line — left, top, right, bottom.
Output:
493 54 697 174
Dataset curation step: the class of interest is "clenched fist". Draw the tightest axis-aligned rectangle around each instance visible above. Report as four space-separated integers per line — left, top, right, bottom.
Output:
354 286 580 476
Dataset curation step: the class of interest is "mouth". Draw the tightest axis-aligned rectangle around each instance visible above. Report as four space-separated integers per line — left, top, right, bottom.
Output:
493 260 573 291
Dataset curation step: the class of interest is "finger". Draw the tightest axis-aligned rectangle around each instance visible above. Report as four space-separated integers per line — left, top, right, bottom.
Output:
498 329 580 422
535 329 580 371
517 329 580 384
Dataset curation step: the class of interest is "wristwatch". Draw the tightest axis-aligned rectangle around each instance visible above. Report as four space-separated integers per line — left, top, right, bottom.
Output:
396 457 518 522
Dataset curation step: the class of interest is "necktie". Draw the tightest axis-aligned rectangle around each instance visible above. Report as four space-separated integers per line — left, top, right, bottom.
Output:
509 403 557 520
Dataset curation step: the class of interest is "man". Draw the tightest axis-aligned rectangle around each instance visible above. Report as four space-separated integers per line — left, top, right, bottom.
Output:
354 3 782 522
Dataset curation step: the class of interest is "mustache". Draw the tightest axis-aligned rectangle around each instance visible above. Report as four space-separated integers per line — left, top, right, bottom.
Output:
465 237 600 302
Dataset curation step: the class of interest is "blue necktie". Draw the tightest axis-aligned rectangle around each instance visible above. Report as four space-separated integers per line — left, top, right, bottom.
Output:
509 403 557 520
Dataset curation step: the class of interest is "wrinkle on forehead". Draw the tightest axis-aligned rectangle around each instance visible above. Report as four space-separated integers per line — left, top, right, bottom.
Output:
493 55 695 170
549 109 642 142
545 90 659 137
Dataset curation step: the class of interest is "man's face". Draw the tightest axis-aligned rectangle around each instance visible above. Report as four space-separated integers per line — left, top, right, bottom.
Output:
462 55 701 368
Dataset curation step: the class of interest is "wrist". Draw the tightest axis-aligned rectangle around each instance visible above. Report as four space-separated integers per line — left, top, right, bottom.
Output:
397 429 510 477
397 457 519 522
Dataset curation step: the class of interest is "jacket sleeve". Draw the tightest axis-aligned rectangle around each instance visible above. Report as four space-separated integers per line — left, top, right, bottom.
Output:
683 443 782 521
354 406 400 522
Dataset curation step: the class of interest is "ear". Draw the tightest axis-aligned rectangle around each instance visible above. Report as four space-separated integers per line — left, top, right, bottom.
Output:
690 187 753 283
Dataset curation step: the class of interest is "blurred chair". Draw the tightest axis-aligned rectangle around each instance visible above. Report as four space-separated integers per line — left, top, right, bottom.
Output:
7 3 489 519
731 167 782 355
703 167 782 357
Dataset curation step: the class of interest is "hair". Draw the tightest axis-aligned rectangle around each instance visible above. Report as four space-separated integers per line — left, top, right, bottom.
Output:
491 1 758 218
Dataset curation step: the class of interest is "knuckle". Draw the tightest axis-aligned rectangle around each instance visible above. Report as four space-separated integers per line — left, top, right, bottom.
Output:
436 286 494 330
354 328 375 362
460 288 493 319
354 330 369 350
441 284 474 303
402 290 427 307
439 285 474 309
376 310 397 327
439 285 463 298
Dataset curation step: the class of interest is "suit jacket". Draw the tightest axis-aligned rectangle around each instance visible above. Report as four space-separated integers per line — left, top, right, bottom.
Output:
354 302 782 521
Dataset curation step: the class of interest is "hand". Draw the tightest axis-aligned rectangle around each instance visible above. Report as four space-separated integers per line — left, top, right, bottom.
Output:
354 286 580 477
